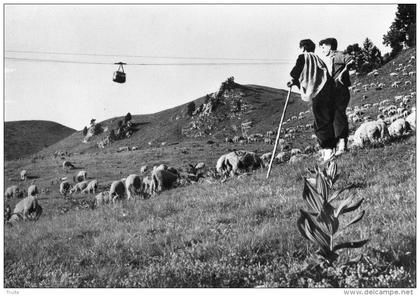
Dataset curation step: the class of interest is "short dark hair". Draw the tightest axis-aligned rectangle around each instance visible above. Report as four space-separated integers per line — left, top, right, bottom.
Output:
299 39 316 52
319 38 338 50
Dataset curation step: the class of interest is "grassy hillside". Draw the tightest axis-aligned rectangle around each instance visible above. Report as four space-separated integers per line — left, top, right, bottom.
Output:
4 120 76 160
4 137 415 287
3 48 416 288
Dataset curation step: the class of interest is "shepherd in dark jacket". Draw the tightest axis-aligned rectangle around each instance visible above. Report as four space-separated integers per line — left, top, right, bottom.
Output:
319 38 355 155
287 39 337 162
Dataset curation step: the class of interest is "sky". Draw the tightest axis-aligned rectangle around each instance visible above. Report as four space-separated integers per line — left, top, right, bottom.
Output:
4 4 398 130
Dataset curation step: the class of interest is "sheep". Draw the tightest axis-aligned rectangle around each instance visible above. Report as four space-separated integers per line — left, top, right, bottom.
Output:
74 170 87 182
405 81 412 86
403 97 411 105
406 112 416 130
125 174 144 200
11 195 42 221
378 83 385 88
379 99 390 106
27 185 39 197
20 170 27 181
69 180 89 194
362 84 370 91
151 166 179 194
352 119 388 148
81 180 98 194
109 180 126 202
291 148 302 156
195 162 206 170
275 151 291 163
5 185 20 200
59 181 71 196
389 72 398 77
353 88 361 94
391 81 402 88
395 95 404 102
409 71 416 76
62 161 75 170
372 103 379 108
260 152 272 165
216 150 264 177
388 118 410 138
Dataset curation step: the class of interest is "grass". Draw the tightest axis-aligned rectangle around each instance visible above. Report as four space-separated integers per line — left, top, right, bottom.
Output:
4 135 416 287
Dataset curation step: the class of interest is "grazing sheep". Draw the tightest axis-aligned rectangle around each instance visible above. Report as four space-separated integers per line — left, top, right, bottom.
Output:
75 170 87 182
291 148 302 156
289 155 303 164
260 152 272 165
5 185 20 200
303 145 315 154
59 181 71 196
69 181 89 194
109 180 126 202
20 170 27 181
27 185 39 197
405 81 412 86
388 118 410 137
352 119 388 148
81 180 98 194
378 83 385 88
216 150 264 177
391 81 402 88
11 195 42 221
275 151 291 163
409 71 416 76
62 161 75 170
353 88 361 94
151 166 179 194
125 174 144 199
406 112 416 130
389 72 398 77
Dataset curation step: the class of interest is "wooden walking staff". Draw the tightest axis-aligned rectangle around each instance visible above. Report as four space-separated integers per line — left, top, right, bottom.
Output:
266 86 292 179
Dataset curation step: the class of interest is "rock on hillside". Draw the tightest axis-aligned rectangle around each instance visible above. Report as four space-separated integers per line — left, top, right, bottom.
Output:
5 120 76 160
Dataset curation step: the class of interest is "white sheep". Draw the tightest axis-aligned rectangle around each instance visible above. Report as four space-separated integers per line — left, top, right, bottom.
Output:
388 118 410 137
125 174 143 200
352 119 388 148
5 185 20 200
81 180 98 194
406 112 416 131
75 170 87 182
59 181 71 196
291 148 302 156
20 170 27 181
27 184 39 197
69 181 89 194
109 180 126 202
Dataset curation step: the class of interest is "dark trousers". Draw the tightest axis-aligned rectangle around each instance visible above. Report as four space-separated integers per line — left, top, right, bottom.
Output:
333 83 351 139
312 80 337 149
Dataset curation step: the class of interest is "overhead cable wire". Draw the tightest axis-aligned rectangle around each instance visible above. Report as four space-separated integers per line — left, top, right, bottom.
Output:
5 56 293 66
5 49 291 62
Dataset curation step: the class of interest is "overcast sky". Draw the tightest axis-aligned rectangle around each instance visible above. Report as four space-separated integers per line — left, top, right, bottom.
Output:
5 4 398 130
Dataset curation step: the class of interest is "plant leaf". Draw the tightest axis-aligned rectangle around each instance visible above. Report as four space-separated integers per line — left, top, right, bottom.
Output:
345 210 365 228
334 196 354 217
316 172 329 201
328 187 346 203
302 179 323 212
327 162 337 180
333 239 369 252
342 198 364 214
300 210 331 250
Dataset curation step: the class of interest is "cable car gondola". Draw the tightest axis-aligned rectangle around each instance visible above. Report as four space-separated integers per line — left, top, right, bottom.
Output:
113 62 126 83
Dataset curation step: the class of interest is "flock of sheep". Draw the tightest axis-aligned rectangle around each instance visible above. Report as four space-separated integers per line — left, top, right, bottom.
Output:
4 53 416 225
